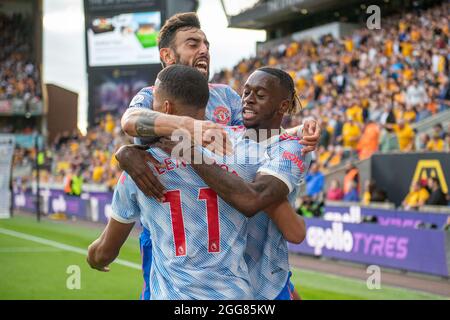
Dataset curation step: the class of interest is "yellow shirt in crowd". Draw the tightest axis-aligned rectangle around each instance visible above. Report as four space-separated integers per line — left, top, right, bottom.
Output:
394 124 415 151
426 139 445 151
403 188 429 207
346 105 364 123
342 122 361 149
92 166 105 183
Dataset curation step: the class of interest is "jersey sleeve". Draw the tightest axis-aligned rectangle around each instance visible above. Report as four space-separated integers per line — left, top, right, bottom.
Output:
128 87 155 145
110 172 141 224
257 138 312 193
225 86 243 126
129 87 154 109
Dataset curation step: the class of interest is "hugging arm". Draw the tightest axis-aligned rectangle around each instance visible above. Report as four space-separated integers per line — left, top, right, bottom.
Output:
191 162 288 217
190 162 305 243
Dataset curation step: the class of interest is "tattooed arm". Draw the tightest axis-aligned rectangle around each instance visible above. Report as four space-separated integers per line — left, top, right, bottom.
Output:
121 107 196 138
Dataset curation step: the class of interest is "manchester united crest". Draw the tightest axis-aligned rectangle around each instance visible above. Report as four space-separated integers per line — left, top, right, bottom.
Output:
213 106 231 125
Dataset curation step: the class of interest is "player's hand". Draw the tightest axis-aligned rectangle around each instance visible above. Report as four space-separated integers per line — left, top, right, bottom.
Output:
180 118 233 156
86 255 110 272
299 119 321 156
115 144 166 201
86 241 111 272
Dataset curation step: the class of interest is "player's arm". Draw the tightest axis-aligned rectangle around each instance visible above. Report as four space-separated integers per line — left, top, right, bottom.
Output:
264 200 306 244
87 219 134 272
87 173 140 271
191 162 305 241
190 161 290 217
122 107 215 139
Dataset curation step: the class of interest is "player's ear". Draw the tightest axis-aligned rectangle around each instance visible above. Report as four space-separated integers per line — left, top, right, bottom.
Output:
279 99 290 115
160 48 176 66
164 100 176 115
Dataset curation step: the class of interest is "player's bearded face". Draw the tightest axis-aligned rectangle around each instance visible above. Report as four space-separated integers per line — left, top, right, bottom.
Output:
171 28 210 79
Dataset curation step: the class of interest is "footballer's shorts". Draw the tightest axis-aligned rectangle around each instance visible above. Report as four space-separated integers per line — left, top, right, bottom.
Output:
274 271 295 300
139 226 152 300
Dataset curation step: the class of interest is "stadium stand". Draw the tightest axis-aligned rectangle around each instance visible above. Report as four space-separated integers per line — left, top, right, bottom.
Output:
9 2 449 208
0 12 41 104
212 2 450 209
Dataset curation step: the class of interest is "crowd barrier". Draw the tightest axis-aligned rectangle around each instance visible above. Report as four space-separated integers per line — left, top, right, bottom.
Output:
289 217 450 277
13 189 450 277
323 204 450 229
13 188 113 224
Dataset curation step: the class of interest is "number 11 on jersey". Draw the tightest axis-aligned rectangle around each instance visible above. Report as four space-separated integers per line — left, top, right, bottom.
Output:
164 188 221 256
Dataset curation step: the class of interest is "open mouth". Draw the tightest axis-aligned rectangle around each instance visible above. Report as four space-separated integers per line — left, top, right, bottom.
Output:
242 107 257 121
194 59 209 74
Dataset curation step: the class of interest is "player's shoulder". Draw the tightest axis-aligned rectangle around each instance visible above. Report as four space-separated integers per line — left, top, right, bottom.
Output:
208 83 237 96
137 86 154 95
208 83 230 90
269 133 306 159
129 86 154 108
271 133 302 151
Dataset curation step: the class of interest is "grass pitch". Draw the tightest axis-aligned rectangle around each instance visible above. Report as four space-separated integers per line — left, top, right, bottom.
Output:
0 214 446 300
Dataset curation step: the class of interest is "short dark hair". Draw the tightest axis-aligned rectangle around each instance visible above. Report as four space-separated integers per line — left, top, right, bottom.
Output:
158 12 201 50
157 65 209 108
257 67 300 115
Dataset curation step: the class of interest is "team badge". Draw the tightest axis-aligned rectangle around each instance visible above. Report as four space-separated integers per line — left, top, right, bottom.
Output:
213 106 231 125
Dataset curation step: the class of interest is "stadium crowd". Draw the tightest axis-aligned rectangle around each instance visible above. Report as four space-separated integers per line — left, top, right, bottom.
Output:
212 2 450 169
18 115 130 192
0 13 41 102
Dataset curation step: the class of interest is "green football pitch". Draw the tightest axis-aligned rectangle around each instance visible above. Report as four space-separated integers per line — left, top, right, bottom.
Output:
0 215 446 300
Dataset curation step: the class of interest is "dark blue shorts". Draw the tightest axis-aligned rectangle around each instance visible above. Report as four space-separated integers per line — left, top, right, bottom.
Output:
139 226 152 300
274 271 295 300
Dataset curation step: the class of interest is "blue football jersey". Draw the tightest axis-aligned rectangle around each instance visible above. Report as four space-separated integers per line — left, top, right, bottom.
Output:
127 83 242 300
111 128 263 300
129 83 243 126
245 133 312 300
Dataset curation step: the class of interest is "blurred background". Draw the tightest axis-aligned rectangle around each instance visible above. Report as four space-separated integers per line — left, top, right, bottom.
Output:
0 0 449 300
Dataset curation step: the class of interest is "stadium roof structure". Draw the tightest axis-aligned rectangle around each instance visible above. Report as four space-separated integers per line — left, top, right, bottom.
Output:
227 0 435 41
228 0 369 29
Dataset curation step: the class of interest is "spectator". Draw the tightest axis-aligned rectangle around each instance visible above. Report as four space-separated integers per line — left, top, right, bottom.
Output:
402 180 430 210
406 79 428 108
432 123 445 140
343 163 359 195
379 126 399 152
342 116 361 149
394 119 415 151
425 177 448 206
343 181 360 202
357 120 380 159
326 179 344 201
297 195 323 218
362 179 388 204
426 133 445 151
305 162 325 199
69 167 83 197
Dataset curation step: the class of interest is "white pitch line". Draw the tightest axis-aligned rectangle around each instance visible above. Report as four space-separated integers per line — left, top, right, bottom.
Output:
0 227 141 270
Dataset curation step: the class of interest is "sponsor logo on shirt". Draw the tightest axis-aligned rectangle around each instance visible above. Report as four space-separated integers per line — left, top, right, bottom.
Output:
282 151 305 172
